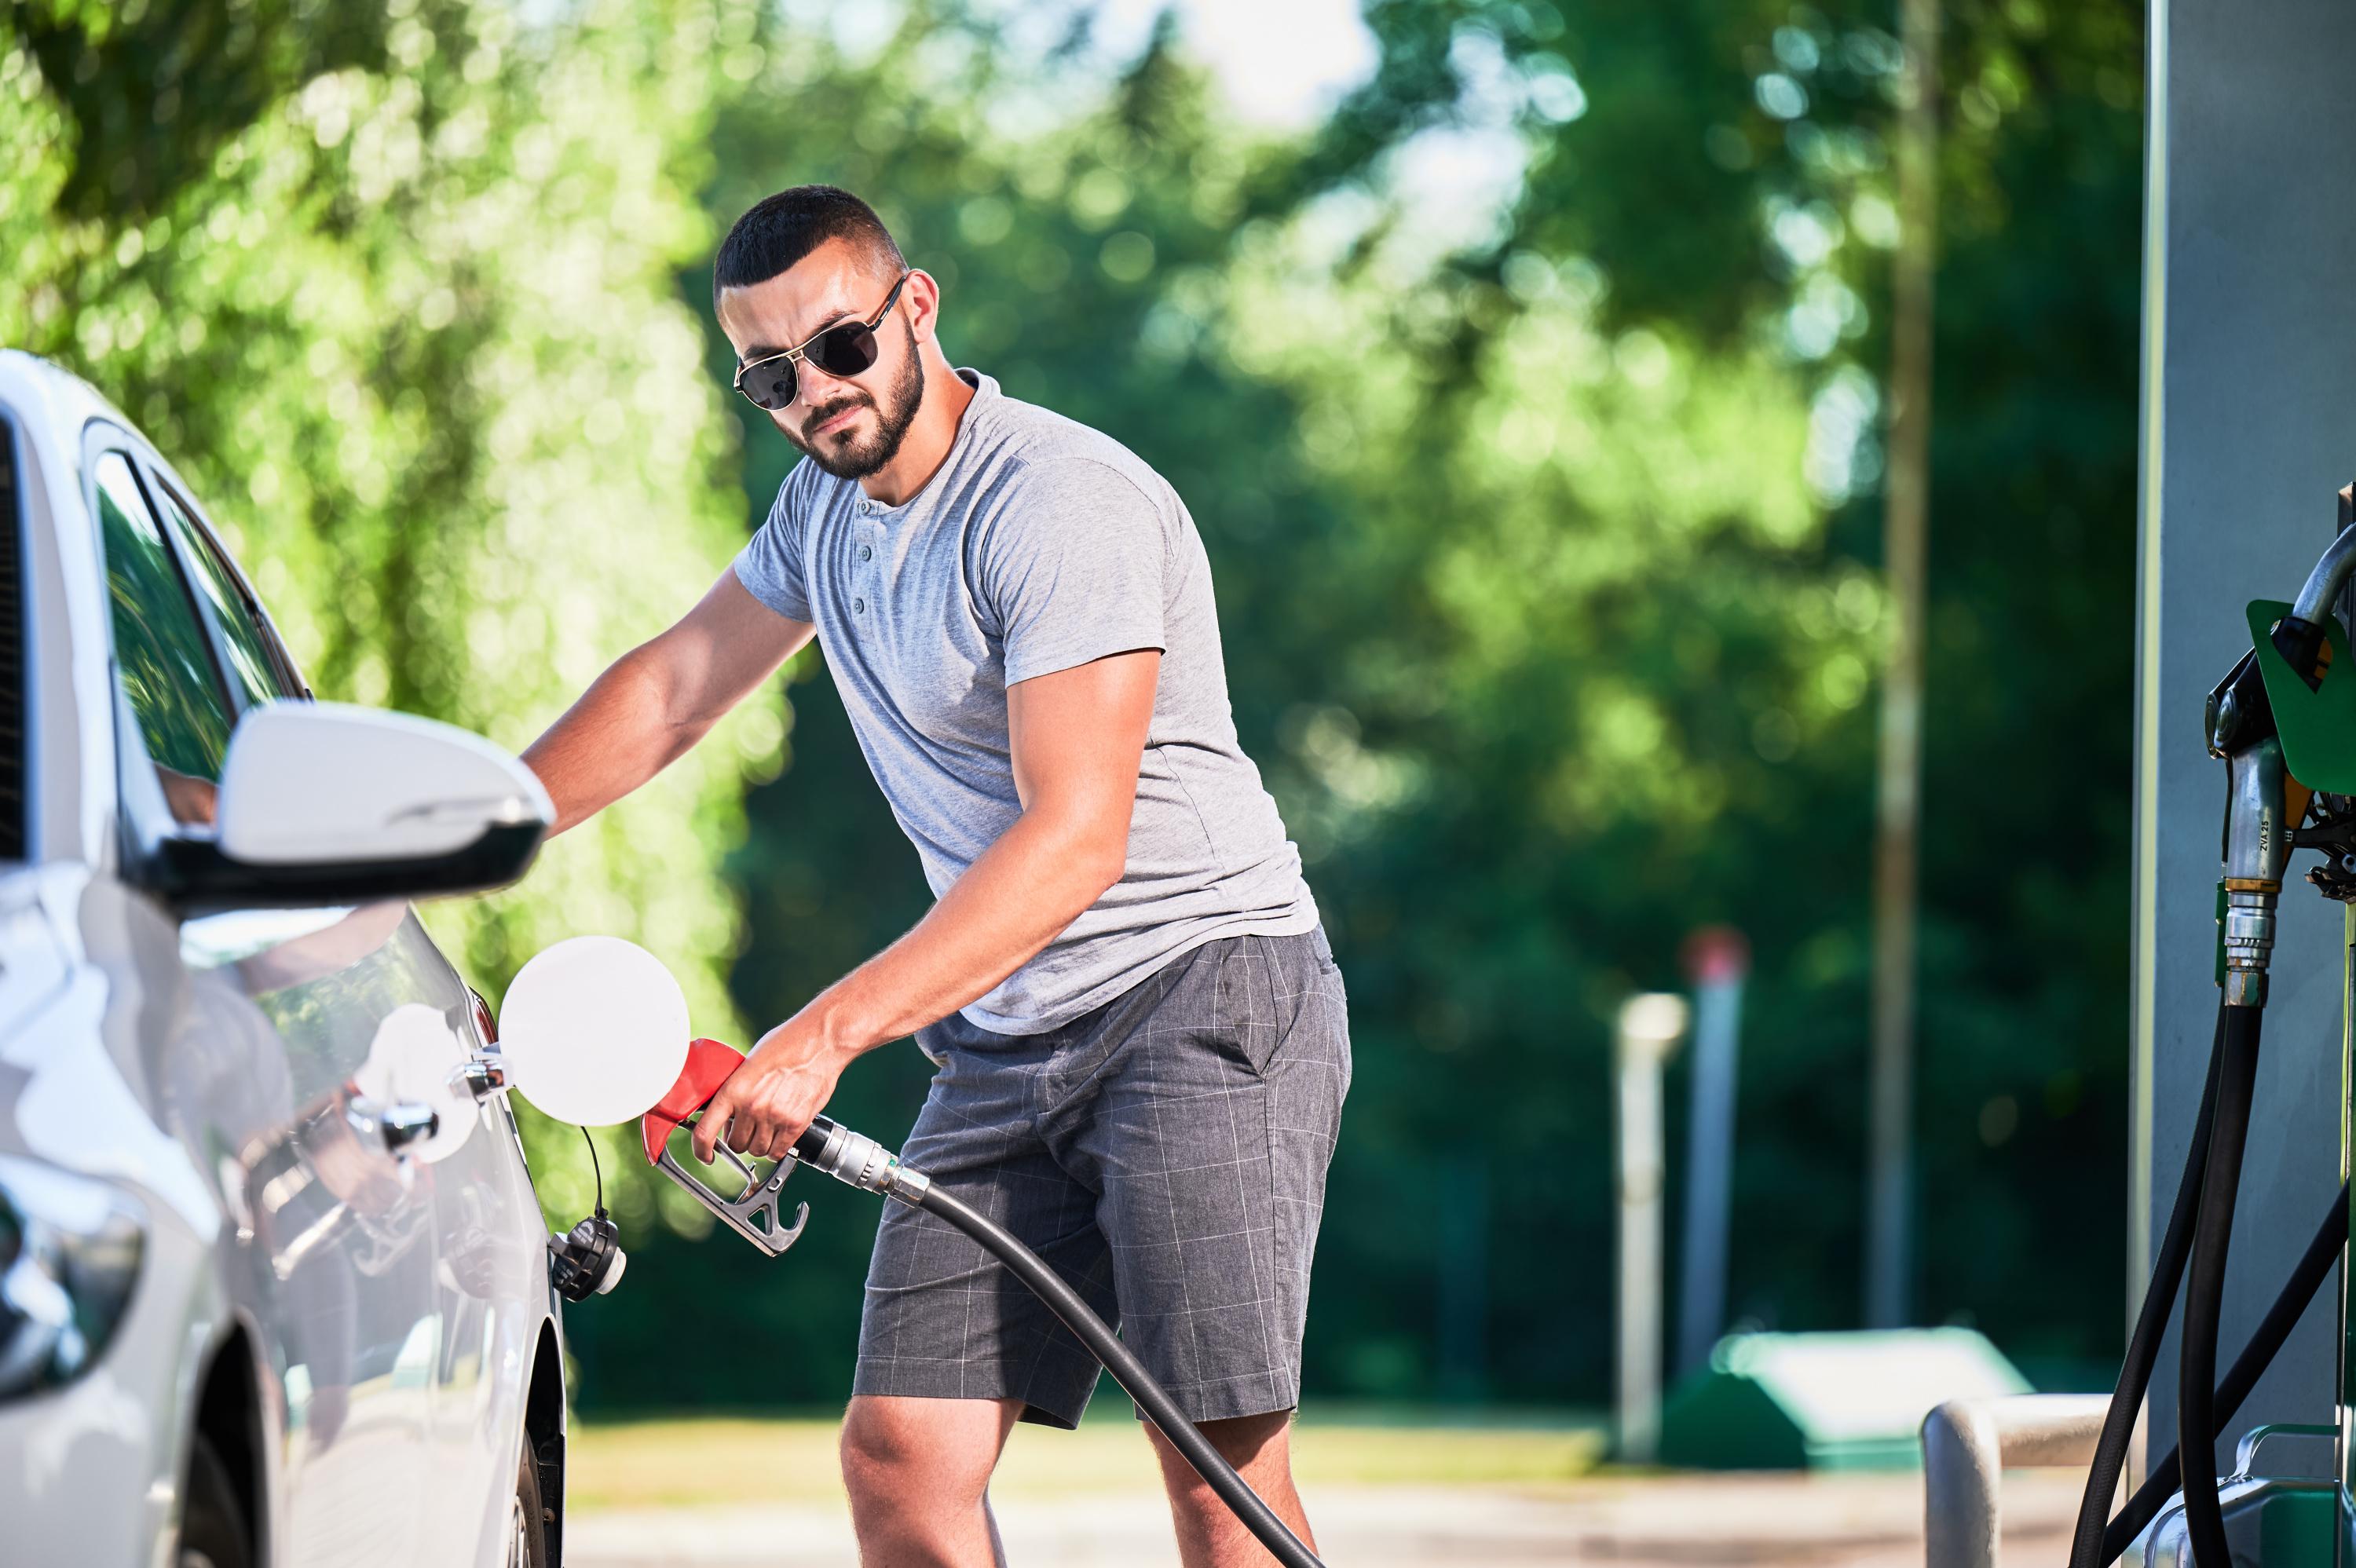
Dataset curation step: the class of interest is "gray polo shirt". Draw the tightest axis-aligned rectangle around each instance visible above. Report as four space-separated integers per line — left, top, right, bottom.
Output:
733 369 1317 1034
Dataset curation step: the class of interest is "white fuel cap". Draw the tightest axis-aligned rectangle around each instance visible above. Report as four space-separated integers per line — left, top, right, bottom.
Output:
499 935 691 1126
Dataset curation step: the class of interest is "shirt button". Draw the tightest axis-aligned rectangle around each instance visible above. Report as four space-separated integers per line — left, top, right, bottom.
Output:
859 544 873 561
853 597 866 614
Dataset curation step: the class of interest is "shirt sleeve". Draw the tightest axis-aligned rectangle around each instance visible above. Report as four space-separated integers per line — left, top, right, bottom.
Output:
731 467 813 623
977 457 1172 686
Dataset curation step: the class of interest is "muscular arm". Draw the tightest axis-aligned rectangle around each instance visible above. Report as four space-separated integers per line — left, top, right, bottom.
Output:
695 646 1161 1163
523 568 814 836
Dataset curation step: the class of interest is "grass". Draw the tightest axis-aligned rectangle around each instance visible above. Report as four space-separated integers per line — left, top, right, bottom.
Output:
568 1404 1606 1513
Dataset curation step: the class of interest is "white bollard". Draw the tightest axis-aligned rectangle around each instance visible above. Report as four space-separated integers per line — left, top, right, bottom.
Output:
1616 992 1688 1464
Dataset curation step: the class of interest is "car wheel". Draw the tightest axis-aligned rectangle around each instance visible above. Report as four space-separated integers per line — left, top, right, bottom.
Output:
177 1431 251 1568
508 1440 551 1568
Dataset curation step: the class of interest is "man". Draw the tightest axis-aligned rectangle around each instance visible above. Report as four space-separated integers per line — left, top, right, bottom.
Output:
523 185 1348 1567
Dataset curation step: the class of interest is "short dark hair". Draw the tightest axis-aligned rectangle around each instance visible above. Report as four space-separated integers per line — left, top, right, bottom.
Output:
713 185 906 300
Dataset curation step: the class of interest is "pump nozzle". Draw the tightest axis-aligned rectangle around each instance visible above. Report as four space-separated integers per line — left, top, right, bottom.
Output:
2219 736 2292 1007
638 1037 810 1255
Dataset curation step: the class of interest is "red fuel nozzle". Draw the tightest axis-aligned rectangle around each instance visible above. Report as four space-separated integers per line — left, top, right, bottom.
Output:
638 1037 746 1165
634 1039 811 1256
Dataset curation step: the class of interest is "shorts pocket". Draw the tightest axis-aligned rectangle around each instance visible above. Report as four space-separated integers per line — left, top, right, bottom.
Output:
1277 932 1351 1099
1208 938 1288 1076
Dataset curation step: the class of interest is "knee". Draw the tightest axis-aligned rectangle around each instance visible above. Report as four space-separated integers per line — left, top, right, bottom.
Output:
839 1398 993 1510
839 1402 923 1503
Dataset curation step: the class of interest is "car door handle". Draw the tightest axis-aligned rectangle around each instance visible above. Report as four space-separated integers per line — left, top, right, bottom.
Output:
455 1056 506 1101
349 1096 440 1155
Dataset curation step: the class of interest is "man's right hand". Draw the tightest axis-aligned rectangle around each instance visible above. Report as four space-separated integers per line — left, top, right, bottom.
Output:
693 1009 861 1165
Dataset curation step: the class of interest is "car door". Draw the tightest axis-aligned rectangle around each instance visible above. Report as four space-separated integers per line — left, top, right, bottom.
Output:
137 455 548 1564
91 444 447 1565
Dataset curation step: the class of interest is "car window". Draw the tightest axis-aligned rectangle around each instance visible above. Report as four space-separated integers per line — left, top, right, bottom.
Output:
93 451 232 822
145 477 296 707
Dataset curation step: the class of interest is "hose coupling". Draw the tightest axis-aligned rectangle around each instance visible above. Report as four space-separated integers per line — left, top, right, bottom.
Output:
2222 889 2277 1007
795 1117 931 1204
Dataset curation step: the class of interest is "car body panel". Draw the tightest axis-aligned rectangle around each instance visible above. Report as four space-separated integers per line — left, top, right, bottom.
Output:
5 356 120 871
0 349 565 1566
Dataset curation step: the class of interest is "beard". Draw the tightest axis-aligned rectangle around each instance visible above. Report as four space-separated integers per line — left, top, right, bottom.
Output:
789 322 925 480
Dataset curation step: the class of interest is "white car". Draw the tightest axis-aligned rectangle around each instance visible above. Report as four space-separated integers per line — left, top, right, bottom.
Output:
0 349 572 1567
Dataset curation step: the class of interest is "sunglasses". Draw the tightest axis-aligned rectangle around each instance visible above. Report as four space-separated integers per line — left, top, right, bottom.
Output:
732 272 912 411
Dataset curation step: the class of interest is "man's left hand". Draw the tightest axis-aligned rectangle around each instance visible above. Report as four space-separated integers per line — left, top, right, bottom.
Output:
693 1014 854 1165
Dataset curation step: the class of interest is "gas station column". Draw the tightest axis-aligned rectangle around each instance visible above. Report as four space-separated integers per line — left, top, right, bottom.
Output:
2135 0 2356 1466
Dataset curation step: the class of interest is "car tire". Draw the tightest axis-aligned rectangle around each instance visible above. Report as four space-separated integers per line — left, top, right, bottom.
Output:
177 1431 251 1568
508 1440 551 1568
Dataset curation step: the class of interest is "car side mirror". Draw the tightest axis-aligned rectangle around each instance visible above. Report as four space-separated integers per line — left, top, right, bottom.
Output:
159 701 553 914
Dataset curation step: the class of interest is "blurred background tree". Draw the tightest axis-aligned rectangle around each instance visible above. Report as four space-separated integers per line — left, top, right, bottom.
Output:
1282 0 2142 1391
0 0 2142 1410
1 0 779 1242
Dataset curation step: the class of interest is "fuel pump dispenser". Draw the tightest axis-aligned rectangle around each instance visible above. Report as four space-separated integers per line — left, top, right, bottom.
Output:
2071 491 2356 1568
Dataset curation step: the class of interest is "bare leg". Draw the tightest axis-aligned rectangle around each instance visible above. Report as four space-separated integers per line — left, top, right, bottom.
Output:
840 1394 1025 1567
1146 1410 1318 1568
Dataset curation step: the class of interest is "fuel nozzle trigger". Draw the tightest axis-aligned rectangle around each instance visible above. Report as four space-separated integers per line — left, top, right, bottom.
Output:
638 1038 810 1258
655 1141 810 1256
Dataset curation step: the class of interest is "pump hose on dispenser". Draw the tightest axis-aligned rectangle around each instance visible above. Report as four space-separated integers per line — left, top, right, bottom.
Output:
2175 1001 2264 1568
2069 1000 2355 1568
2095 1176 2352 1563
2066 562 2350 1567
2066 1007 2224 1568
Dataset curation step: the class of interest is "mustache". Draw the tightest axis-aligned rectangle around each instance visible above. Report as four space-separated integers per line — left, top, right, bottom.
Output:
802 393 873 429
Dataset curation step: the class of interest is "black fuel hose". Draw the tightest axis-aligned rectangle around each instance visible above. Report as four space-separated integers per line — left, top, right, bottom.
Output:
913 1184 1326 1568
2176 1002 2263 1568
2097 1176 2351 1564
786 1117 1326 1568
2069 1005 2226 1568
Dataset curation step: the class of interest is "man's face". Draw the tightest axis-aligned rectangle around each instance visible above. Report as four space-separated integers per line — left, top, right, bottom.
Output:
719 239 925 481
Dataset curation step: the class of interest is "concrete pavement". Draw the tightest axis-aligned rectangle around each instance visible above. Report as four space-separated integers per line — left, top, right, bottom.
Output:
569 1466 2087 1566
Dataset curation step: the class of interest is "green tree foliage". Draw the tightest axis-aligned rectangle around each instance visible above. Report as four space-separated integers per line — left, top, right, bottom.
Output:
0 0 779 1235
1280 0 2144 1380
11 0 393 221
3 0 2143 1412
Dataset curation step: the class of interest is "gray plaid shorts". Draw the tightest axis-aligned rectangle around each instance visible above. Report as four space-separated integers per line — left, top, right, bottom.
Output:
853 927 1351 1427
